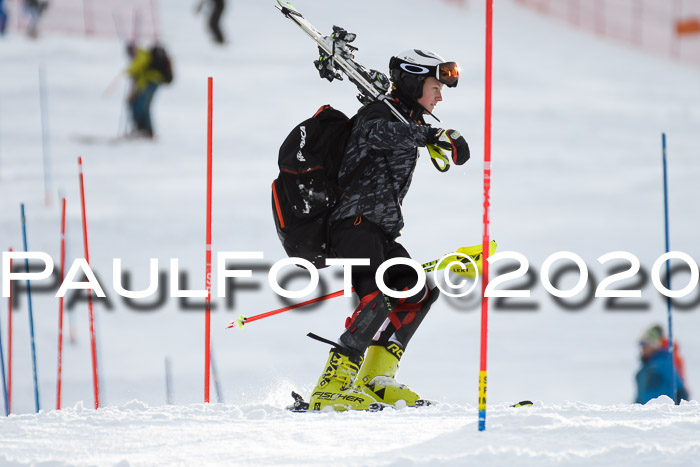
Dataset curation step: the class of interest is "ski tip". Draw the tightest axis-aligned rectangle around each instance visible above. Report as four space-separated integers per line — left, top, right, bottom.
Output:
276 0 297 15
511 400 533 408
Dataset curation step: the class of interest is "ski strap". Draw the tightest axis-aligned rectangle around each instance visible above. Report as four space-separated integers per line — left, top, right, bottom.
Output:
306 332 341 347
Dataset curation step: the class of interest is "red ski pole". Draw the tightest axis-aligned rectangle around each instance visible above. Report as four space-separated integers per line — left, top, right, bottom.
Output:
78 157 100 409
56 197 66 410
227 246 492 330
204 77 214 404
228 288 351 329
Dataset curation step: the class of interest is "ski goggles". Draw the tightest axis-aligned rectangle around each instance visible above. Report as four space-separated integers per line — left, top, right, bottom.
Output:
437 62 460 87
390 58 461 88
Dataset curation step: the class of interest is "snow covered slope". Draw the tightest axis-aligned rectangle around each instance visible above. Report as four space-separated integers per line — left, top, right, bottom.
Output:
1 0 700 464
2 398 700 466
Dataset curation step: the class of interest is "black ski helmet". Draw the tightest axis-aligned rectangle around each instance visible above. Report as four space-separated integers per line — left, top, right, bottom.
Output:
389 49 460 101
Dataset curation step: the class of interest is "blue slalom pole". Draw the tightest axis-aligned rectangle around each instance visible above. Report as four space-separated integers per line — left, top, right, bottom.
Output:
661 133 677 402
20 204 40 413
0 310 8 416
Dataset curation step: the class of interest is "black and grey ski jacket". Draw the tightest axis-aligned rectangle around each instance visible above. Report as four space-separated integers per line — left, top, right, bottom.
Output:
330 96 433 239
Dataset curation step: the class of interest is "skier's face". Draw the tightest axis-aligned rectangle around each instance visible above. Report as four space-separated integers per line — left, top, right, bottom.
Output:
641 343 656 361
418 77 443 113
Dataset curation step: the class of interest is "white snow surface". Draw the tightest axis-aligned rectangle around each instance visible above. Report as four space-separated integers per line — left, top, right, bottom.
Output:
1 0 700 465
2 398 700 466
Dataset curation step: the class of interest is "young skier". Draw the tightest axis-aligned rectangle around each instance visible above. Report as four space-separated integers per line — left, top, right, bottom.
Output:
306 49 470 411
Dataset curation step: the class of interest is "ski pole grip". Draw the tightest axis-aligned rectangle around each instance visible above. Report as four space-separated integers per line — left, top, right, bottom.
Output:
427 145 451 172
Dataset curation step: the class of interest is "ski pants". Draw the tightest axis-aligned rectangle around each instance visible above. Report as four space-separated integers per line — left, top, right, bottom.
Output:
129 82 158 136
329 216 438 356
208 0 225 43
0 5 7 35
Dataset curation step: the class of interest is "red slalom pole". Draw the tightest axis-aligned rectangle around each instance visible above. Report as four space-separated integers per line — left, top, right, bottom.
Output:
478 0 494 432
83 0 94 35
7 248 12 414
56 197 66 410
78 157 100 409
204 77 213 404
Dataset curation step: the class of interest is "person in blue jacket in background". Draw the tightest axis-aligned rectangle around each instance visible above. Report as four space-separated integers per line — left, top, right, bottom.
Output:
635 324 690 404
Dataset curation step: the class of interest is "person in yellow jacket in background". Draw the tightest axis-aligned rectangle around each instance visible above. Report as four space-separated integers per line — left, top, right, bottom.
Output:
126 43 173 139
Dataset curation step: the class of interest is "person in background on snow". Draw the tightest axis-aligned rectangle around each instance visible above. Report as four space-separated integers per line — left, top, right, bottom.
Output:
125 42 173 139
195 0 226 45
635 324 690 404
23 0 48 38
0 0 8 35
304 49 469 411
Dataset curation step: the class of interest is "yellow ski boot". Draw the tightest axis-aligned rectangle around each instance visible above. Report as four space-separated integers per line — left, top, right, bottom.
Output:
308 349 382 412
355 343 427 407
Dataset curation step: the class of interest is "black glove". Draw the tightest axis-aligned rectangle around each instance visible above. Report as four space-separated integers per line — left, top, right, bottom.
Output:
427 129 470 165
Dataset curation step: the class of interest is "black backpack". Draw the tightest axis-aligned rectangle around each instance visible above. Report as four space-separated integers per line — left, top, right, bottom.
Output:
149 45 173 84
271 105 355 268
